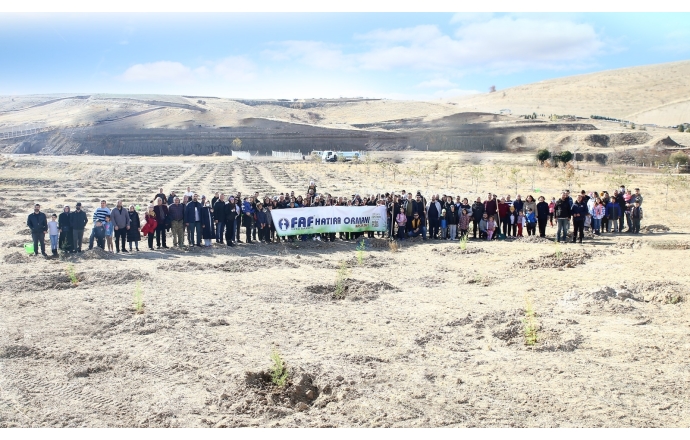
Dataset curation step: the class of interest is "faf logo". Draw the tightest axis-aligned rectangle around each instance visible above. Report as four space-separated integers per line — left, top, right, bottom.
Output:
278 218 290 231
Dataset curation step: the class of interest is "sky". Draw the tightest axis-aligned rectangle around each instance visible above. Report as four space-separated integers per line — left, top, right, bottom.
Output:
1 12 689 99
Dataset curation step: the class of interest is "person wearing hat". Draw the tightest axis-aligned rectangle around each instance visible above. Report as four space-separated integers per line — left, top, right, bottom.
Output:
69 202 88 253
27 204 48 257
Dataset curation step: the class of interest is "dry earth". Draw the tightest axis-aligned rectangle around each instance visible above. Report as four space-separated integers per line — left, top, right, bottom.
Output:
1 153 690 427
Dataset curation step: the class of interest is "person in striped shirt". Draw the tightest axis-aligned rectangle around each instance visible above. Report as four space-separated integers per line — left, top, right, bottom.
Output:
88 199 111 250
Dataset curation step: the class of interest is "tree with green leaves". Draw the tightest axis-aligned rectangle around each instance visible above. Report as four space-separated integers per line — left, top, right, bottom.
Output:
536 149 551 164
669 151 688 166
232 137 242 150
559 150 573 163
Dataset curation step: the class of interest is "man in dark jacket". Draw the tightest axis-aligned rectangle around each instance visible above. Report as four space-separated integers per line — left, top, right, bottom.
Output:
615 190 626 233
168 197 185 247
110 200 131 253
427 195 441 239
167 191 176 206
471 197 485 239
571 195 588 243
184 193 203 247
213 193 226 244
58 205 73 253
224 197 237 246
554 192 572 242
69 202 88 252
27 204 48 256
536 196 550 237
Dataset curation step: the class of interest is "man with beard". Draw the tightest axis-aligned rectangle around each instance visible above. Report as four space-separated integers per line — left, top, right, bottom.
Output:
471 197 485 239
70 202 88 252
110 200 131 253
427 195 441 239
27 203 48 257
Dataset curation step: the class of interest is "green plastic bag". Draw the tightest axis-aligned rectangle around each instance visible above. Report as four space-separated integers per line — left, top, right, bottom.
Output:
136 205 141 211
24 243 34 254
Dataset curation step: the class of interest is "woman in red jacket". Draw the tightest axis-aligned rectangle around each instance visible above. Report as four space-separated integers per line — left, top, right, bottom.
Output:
141 205 158 250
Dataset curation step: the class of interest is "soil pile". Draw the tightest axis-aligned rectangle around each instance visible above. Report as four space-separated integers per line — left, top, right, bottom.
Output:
654 136 680 147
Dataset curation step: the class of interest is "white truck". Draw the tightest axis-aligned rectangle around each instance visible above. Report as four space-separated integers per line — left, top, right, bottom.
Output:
319 150 363 162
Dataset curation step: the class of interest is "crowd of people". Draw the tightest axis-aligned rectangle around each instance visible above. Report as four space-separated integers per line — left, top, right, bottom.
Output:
24 181 644 257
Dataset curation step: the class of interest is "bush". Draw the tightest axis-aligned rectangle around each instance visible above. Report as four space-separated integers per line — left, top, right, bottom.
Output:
559 150 573 163
574 153 584 162
536 149 551 163
594 154 608 165
585 153 594 162
679 125 686 132
669 151 689 166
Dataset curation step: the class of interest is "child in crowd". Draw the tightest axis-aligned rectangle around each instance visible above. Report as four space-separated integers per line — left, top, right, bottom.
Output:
631 201 643 234
516 210 525 237
440 209 447 239
396 207 407 240
142 205 157 250
605 198 620 232
447 204 458 240
525 208 537 236
548 197 556 227
48 213 59 256
94 220 106 250
584 213 592 235
458 208 471 239
479 213 488 239
486 215 496 241
103 214 113 252
508 206 518 237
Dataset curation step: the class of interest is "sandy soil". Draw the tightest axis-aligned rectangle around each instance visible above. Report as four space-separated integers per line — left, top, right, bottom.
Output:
1 153 689 427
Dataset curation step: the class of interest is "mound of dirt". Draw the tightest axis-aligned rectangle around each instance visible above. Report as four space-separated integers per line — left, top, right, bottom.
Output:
158 257 299 273
525 250 590 270
0 208 14 218
514 236 554 244
585 134 609 147
654 136 680 147
641 224 670 233
438 247 484 256
624 281 685 303
80 247 120 260
0 344 39 359
83 269 151 284
207 369 335 426
3 239 26 248
305 280 399 301
648 240 690 250
3 251 31 264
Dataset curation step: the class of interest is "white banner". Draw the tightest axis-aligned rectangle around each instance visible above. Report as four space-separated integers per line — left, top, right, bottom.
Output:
271 205 388 236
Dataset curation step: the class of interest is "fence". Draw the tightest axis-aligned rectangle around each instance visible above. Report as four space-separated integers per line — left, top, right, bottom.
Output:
0 125 51 140
231 150 251 160
272 150 303 160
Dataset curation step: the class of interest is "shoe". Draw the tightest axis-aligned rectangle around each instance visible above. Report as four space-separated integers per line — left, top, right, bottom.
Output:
163 245 169 249
122 249 129 253
42 252 48 256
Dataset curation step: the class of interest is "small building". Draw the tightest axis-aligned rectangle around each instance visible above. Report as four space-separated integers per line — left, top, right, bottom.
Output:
499 109 512 115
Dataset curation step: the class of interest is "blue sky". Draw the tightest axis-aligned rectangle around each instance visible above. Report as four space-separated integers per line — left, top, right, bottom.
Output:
1 12 689 99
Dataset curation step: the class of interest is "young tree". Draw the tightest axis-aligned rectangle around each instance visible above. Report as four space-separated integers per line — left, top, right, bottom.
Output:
655 168 689 208
469 165 484 194
669 151 689 166
558 163 577 191
606 167 631 189
527 164 539 191
389 163 400 182
232 137 243 150
508 167 525 194
492 165 505 188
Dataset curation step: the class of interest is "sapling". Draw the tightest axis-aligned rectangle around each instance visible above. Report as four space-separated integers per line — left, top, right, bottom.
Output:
66 264 78 285
270 349 289 387
133 281 144 314
334 261 349 299
524 296 538 346
459 233 468 250
356 239 366 265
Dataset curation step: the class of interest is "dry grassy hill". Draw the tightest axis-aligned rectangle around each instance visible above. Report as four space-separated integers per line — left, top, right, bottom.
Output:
450 60 690 127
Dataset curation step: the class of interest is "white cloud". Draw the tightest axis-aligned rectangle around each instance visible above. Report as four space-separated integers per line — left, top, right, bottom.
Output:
269 17 604 74
120 57 256 84
121 61 195 83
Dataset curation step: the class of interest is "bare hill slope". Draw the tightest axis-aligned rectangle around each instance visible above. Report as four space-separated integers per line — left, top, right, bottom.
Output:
451 60 690 126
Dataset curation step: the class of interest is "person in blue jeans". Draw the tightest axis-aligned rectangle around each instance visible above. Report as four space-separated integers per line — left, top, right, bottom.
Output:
554 192 571 242
407 212 427 240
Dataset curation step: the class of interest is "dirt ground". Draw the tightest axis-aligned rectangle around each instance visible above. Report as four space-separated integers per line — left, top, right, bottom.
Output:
1 153 689 428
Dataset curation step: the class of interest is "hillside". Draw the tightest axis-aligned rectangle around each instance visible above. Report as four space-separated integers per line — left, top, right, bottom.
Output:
450 60 690 127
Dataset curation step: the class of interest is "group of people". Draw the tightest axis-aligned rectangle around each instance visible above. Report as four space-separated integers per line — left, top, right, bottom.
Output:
25 182 645 257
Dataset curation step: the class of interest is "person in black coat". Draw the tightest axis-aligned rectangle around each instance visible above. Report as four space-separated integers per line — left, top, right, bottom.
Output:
571 195 588 244
224 199 237 246
69 202 88 252
58 205 73 253
201 202 214 246
153 198 169 249
27 204 48 256
536 196 550 238
127 205 142 251
213 194 226 244
471 197 485 239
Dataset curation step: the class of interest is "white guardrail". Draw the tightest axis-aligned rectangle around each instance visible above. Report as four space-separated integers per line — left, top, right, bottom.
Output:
231 150 251 160
272 150 303 160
